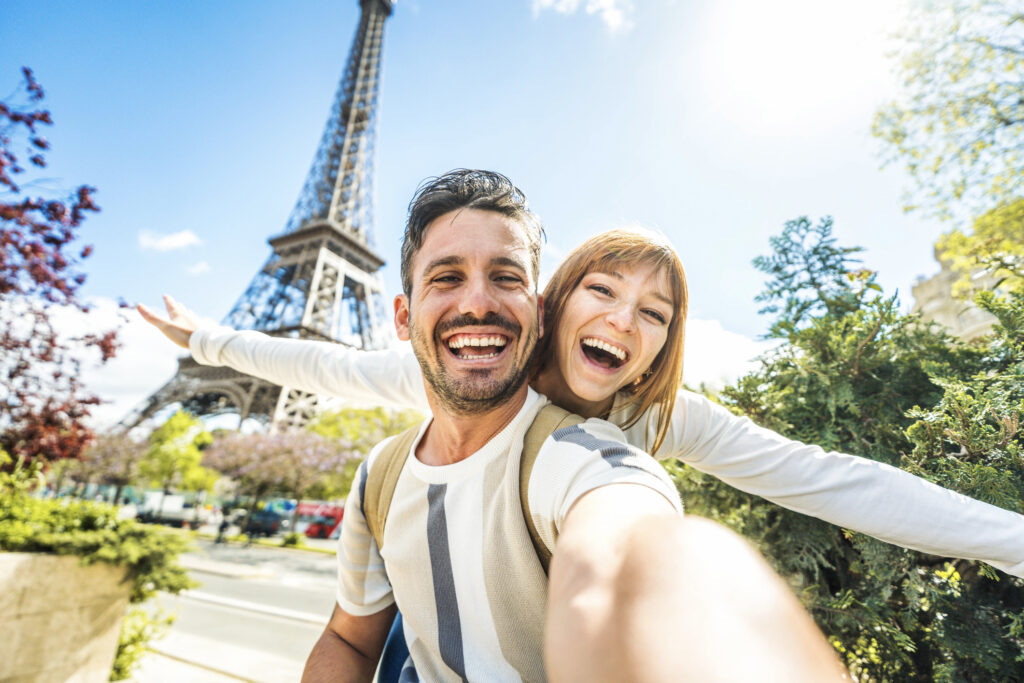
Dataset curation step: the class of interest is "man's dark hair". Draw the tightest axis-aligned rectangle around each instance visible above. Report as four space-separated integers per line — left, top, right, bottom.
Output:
400 169 544 296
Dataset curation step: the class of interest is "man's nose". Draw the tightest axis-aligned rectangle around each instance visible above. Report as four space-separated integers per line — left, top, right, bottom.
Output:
459 276 501 318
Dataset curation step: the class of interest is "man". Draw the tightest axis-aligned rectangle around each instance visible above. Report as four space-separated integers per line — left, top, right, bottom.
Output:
141 170 846 681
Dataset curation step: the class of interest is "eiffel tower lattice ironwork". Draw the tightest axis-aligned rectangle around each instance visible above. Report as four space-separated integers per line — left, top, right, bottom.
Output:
120 0 394 433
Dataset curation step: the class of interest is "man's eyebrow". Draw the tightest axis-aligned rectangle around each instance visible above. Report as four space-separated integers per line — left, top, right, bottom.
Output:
422 255 464 274
491 256 528 272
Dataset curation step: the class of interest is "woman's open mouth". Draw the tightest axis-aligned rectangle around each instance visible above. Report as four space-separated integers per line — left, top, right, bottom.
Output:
580 337 629 370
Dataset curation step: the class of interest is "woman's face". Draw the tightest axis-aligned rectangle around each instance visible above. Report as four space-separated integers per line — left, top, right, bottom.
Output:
552 261 674 411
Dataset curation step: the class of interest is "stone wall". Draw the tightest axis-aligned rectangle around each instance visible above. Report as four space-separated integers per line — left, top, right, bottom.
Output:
911 247 997 341
0 553 130 683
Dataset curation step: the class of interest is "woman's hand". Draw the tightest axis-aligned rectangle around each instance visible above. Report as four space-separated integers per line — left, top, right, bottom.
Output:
137 294 201 349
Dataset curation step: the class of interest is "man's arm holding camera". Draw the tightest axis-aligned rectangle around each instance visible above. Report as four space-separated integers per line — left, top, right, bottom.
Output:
545 483 849 682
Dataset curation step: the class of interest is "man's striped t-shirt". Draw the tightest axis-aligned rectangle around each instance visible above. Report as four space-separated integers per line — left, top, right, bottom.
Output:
335 389 683 682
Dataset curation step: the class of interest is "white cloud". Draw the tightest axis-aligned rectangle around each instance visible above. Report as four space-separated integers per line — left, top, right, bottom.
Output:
532 0 634 31
138 229 202 251
682 318 773 389
186 261 210 276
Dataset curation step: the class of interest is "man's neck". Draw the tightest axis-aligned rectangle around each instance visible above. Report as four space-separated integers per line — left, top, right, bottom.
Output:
418 386 530 466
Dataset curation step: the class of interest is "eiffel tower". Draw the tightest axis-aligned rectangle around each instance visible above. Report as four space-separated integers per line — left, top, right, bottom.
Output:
120 0 394 432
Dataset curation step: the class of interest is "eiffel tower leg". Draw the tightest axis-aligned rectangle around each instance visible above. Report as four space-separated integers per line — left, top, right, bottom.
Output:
271 386 321 432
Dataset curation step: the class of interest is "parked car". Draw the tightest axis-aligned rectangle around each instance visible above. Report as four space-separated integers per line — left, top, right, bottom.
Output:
245 509 288 537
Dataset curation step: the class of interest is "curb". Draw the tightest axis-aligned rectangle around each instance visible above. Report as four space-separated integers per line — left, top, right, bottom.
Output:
179 556 275 579
180 590 326 625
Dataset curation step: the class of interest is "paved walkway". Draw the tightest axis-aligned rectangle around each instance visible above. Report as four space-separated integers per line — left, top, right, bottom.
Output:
129 537 337 682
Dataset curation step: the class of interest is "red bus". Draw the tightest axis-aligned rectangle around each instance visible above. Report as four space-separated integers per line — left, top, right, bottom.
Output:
297 501 345 539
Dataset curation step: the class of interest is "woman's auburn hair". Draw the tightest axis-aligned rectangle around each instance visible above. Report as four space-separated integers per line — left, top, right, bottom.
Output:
532 228 688 456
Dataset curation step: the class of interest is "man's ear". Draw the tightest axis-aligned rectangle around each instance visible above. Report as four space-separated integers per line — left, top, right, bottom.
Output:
536 294 544 340
394 294 411 341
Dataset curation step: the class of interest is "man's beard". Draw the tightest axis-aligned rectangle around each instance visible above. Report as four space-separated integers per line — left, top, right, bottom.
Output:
410 311 538 416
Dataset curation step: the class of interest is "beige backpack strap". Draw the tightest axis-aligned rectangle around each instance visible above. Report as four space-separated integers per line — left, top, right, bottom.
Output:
363 424 422 552
520 404 585 574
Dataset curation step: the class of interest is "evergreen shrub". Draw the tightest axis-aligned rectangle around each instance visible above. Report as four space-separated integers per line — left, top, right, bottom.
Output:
668 217 1024 681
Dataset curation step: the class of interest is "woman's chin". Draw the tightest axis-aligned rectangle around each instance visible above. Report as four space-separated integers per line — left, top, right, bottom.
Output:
566 380 618 406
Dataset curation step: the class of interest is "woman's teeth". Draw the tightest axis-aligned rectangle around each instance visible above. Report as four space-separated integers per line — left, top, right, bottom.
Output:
581 337 627 362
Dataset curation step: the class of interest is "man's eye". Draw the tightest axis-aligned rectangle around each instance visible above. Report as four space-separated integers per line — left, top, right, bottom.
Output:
432 275 461 284
496 275 524 283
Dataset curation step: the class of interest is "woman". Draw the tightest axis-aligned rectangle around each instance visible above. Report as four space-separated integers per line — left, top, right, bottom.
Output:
140 229 1024 577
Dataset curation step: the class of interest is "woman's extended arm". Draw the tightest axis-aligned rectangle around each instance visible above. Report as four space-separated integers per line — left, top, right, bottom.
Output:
139 295 429 411
189 325 430 412
619 389 1024 578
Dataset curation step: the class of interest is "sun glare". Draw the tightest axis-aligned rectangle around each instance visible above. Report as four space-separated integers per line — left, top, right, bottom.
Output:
693 0 909 137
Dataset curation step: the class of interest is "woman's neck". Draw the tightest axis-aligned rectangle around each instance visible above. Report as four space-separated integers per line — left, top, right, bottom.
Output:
531 367 615 419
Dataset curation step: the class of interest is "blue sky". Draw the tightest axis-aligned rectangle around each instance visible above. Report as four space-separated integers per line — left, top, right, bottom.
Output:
2 0 946 425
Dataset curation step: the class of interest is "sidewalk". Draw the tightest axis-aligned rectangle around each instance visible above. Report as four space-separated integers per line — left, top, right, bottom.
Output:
132 630 306 682
129 537 335 682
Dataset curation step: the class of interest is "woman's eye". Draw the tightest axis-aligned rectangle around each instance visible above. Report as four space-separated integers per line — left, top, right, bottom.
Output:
643 309 667 324
588 284 612 296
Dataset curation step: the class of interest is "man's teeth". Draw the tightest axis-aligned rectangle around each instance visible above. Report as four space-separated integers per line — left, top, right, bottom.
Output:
447 335 507 349
582 337 627 361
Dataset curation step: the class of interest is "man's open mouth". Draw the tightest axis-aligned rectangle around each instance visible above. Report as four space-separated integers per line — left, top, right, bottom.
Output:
446 333 509 360
580 337 629 370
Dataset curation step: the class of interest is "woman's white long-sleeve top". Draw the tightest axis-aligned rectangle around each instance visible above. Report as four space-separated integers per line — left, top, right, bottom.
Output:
190 326 1024 577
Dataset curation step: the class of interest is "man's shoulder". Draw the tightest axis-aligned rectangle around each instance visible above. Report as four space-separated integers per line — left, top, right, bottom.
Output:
540 415 635 457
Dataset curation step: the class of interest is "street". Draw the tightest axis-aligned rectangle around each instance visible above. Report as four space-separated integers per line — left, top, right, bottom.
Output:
132 538 339 682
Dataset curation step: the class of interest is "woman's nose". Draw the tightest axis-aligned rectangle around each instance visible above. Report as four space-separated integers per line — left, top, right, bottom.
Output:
606 305 636 333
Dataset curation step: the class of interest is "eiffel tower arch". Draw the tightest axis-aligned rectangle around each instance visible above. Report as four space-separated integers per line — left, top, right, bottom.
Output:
120 0 395 433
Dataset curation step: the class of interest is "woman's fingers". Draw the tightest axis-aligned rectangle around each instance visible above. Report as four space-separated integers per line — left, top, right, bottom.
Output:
138 300 193 349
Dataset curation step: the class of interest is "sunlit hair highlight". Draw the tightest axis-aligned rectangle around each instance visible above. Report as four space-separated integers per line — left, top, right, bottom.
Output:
533 228 688 455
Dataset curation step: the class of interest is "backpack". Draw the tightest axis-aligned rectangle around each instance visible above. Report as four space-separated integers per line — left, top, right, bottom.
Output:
362 403 584 574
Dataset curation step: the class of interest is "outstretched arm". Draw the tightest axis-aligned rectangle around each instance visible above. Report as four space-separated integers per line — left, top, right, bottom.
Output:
648 390 1024 577
545 485 848 683
137 295 430 411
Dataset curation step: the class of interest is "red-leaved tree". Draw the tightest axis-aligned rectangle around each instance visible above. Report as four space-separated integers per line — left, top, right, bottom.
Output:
1 67 119 464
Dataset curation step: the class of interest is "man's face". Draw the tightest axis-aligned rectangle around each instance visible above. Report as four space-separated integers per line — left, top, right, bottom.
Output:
394 208 542 415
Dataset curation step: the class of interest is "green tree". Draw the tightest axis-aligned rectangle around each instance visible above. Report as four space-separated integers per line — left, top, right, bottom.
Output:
937 198 1024 297
138 410 215 514
873 0 1024 224
307 406 423 498
669 216 1023 681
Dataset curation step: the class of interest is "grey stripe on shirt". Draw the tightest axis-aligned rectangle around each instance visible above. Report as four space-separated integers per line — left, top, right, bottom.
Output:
426 483 468 682
553 425 643 468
